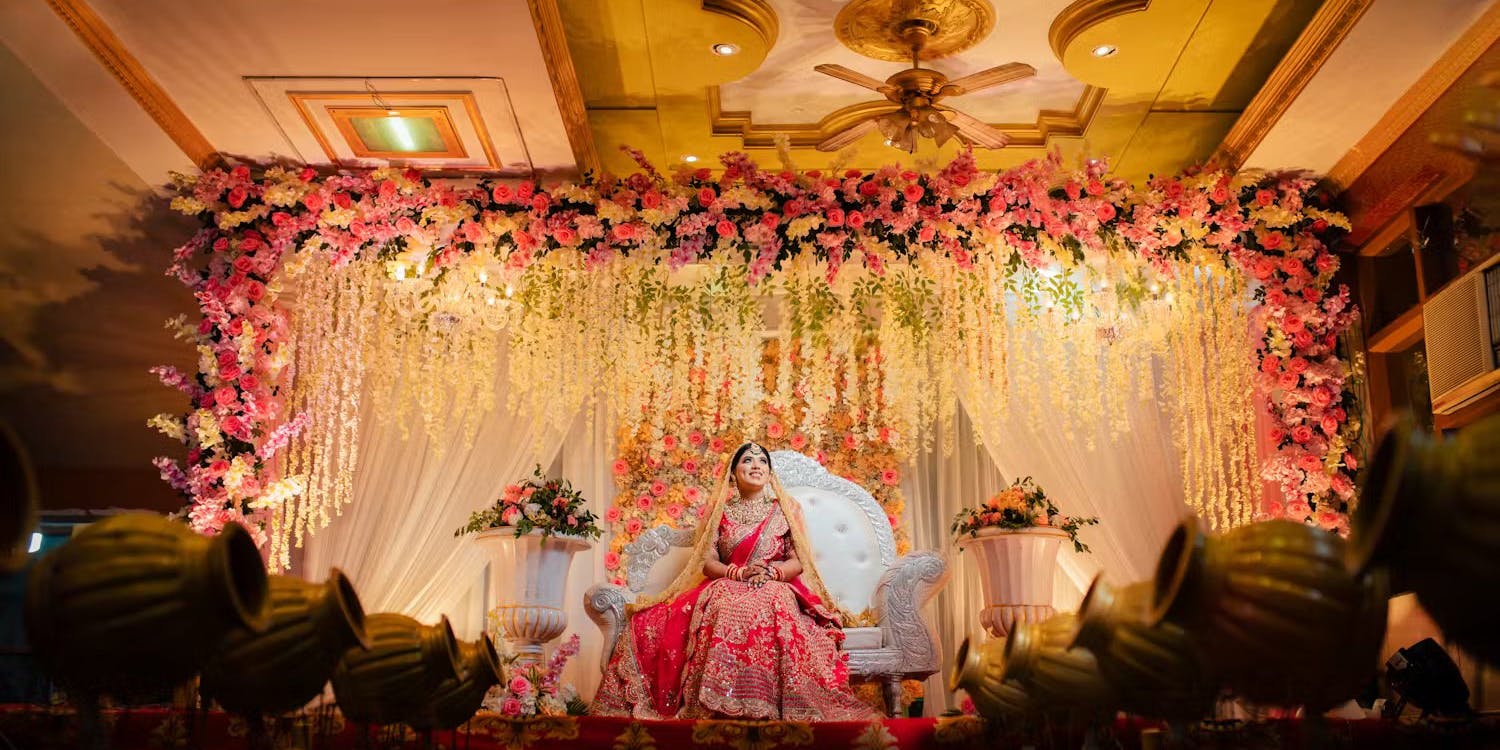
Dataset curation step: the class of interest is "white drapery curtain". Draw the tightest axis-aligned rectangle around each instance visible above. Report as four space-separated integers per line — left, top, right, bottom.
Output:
961 368 1192 608
298 344 569 640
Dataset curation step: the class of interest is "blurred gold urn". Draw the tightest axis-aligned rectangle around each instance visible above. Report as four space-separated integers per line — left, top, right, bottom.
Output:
1 421 38 573
408 634 503 730
1349 413 1500 665
1152 517 1387 709
201 569 370 715
24 513 269 695
1000 613 1115 711
331 613 461 725
1071 577 1214 719
951 634 1034 717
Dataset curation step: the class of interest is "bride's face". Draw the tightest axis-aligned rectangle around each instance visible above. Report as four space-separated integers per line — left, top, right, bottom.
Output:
734 449 770 495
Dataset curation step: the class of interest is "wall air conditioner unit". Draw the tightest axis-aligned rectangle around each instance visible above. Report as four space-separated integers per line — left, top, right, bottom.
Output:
1424 252 1500 415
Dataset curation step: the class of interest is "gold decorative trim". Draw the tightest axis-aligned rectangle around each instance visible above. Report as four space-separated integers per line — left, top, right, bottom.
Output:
703 0 779 50
44 0 218 169
287 92 500 169
834 0 994 63
527 0 601 175
708 85 1105 149
1325 1 1500 190
1048 0 1150 62
1211 0 1373 169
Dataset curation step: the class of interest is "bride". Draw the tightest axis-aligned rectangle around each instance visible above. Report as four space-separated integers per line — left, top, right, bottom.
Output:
591 442 877 720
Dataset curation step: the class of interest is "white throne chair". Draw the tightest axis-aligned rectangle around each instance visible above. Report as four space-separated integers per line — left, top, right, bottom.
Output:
583 450 949 716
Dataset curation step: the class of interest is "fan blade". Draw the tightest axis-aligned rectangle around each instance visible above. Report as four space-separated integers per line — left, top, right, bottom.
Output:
814 64 894 94
941 109 1011 149
943 63 1037 96
817 118 879 152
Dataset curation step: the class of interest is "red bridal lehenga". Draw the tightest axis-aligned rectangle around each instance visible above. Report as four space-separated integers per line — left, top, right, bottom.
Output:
592 495 876 720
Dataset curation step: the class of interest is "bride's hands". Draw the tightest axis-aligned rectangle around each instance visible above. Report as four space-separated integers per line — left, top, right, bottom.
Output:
743 563 775 588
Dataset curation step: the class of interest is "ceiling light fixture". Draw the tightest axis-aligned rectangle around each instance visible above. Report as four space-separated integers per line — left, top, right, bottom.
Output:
1091 44 1118 58
683 154 699 163
712 43 740 56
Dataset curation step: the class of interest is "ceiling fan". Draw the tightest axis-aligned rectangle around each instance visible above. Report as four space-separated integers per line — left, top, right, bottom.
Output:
813 8 1033 153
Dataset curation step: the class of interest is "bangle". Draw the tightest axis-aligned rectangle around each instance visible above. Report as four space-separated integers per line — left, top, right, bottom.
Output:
726 563 739 581
769 564 781 581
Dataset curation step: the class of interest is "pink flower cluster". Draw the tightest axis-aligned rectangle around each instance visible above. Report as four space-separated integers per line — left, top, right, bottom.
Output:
162 150 1356 543
492 634 580 717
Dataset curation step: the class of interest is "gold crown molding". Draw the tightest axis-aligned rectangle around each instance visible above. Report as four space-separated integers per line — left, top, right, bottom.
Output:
703 0 779 50
45 0 218 169
527 0 601 176
1048 0 1150 62
709 85 1104 150
1211 0 1373 170
1325 1 1500 191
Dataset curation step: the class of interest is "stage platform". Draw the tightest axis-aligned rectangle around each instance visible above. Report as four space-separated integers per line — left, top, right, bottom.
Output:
2 706 1498 749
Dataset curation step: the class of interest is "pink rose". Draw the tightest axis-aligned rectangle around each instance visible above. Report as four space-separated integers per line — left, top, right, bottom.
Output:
846 211 865 230
880 468 900 486
636 495 653 511
500 697 524 717
682 458 699 474
1291 425 1314 444
1344 452 1358 471
227 187 248 209
766 422 785 440
843 433 857 450
903 184 924 202
1311 387 1334 407
709 436 726 453
1264 500 1284 518
716 220 736 237
302 193 325 213
1278 371 1301 390
1297 452 1323 472
625 518 643 535
214 386 238 407
1288 357 1309 374
1255 188 1276 207
649 479 667 497
1260 356 1281 374
688 430 704 446
504 484 523 502
1095 202 1116 222
683 487 701 503
666 503 684 520
1331 473 1355 498
1320 415 1340 435
789 434 807 451
501 507 521 525
604 551 621 569
1286 499 1313 518
663 434 678 450
612 459 630 476
605 506 622 523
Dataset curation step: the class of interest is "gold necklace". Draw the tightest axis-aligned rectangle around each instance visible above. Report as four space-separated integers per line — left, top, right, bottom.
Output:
725 492 774 525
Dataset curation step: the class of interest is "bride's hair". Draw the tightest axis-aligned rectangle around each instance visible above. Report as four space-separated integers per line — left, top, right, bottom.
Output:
730 442 772 472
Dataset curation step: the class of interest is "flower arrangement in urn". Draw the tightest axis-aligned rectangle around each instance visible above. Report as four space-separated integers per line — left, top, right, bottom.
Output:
951 477 1099 553
482 634 588 717
455 466 602 540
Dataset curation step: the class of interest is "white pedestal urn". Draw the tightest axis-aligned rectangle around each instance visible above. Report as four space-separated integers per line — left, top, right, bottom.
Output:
957 526 1071 638
473 528 592 665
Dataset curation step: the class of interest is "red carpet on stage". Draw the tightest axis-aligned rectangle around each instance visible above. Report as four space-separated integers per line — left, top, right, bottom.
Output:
3 706 1499 749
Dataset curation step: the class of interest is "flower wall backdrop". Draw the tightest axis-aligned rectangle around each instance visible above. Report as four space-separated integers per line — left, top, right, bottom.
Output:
154 149 1360 568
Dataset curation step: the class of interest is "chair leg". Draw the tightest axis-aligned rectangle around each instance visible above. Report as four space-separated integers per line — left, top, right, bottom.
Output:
883 675 903 718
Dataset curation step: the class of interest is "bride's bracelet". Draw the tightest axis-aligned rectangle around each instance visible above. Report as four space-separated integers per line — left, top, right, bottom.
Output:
726 563 740 581
768 564 781 581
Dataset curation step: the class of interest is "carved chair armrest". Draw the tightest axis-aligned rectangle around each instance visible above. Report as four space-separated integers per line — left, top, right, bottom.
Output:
873 551 949 678
584 583 629 674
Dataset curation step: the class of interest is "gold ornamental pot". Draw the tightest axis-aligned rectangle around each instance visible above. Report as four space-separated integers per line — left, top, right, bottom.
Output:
23 513 269 694
1152 517 1387 709
331 613 461 725
1000 613 1115 711
1071 577 1214 719
951 634 1034 718
408 634 502 730
1 421 38 572
1349 413 1500 665
201 568 370 715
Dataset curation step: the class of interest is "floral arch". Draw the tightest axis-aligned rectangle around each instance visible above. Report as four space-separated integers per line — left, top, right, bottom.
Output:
154 149 1360 570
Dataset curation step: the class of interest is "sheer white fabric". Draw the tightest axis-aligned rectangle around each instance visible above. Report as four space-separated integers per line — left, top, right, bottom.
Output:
298 350 567 640
961 377 1191 608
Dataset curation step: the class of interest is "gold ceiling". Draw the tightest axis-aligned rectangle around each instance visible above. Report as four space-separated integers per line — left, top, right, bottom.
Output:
557 0 1326 182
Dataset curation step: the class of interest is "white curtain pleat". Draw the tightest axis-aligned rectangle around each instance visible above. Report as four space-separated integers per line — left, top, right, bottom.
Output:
299 343 569 640
903 406 1009 715
558 406 617 702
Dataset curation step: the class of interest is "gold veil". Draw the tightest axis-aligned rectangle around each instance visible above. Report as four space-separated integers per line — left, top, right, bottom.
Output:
629 445 839 617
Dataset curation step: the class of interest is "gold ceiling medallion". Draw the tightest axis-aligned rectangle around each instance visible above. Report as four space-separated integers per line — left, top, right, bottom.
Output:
834 0 995 63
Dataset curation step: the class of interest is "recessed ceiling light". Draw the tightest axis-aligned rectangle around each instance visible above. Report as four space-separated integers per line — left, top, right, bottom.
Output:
682 154 699 163
1091 44 1118 58
712 43 740 56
